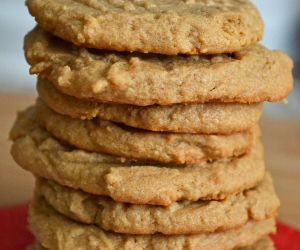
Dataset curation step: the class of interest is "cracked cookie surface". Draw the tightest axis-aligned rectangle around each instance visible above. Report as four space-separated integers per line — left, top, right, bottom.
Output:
38 79 263 134
35 173 279 235
26 0 263 55
36 100 258 164
29 197 276 250
10 106 265 206
28 237 275 250
25 27 293 105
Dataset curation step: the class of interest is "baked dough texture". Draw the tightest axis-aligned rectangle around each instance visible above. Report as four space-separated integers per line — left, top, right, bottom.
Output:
10 106 265 206
29 197 276 250
35 173 279 235
26 0 264 55
11 1 286 249
28 237 275 250
24 27 293 105
37 79 263 134
36 100 258 164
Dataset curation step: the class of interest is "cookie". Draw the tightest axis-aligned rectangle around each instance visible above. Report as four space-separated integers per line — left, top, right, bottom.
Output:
29 197 276 250
25 27 293 105
240 237 275 250
37 79 263 134
27 237 275 250
26 0 263 55
10 106 265 206
35 173 279 235
36 101 258 164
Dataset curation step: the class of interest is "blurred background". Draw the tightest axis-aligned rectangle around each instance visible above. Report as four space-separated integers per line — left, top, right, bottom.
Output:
0 0 299 228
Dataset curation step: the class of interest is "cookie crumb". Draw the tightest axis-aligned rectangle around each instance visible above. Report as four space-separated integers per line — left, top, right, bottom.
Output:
92 79 108 93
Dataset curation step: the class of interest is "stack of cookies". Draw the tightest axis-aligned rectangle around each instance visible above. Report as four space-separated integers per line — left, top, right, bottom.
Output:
10 0 293 249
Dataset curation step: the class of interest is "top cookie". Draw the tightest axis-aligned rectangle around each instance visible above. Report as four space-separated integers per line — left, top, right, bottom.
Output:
26 0 263 55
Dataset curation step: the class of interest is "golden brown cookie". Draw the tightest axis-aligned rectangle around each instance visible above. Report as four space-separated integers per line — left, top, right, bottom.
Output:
10 106 265 206
36 100 258 164
35 173 279 235
26 0 263 55
37 79 263 134
25 27 293 105
240 237 275 250
27 237 275 250
29 197 276 250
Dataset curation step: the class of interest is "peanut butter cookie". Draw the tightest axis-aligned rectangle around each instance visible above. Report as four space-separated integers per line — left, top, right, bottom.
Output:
25 28 293 105
36 100 258 164
10 106 265 205
38 79 263 134
35 173 279 235
28 237 275 250
29 197 276 250
26 0 263 55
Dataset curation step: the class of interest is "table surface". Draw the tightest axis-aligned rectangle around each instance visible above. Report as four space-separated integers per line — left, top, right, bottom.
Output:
1 92 299 229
